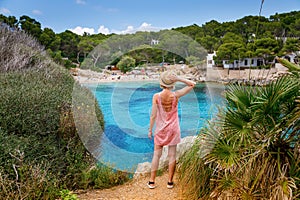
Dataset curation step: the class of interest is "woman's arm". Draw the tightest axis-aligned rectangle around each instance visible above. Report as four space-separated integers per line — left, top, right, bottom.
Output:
148 94 158 139
170 75 196 98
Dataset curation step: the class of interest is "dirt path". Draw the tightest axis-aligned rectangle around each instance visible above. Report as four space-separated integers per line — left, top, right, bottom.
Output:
76 173 184 200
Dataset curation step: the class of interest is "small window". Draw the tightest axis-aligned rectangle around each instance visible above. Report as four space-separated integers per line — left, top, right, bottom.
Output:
257 59 263 66
244 60 248 65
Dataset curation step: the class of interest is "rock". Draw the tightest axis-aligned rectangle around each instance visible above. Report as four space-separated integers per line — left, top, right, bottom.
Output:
134 162 152 177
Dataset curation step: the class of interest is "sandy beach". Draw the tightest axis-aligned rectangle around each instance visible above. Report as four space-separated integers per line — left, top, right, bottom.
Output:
72 65 178 84
71 63 289 85
73 71 159 84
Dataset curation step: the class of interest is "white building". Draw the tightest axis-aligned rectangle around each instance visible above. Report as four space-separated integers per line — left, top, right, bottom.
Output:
222 58 264 69
150 39 159 45
284 52 299 64
206 51 216 68
207 51 264 69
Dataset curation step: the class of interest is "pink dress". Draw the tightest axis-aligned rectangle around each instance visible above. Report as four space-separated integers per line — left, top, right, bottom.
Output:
154 92 181 146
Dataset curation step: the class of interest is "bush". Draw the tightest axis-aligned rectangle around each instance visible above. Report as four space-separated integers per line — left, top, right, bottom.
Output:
0 67 73 135
116 55 135 73
80 164 130 190
178 139 213 199
179 74 300 199
0 27 128 199
0 27 47 72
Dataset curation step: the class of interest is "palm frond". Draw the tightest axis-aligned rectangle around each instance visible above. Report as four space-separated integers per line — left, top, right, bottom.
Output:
251 75 299 130
204 136 242 169
270 165 297 200
276 57 300 72
225 84 254 111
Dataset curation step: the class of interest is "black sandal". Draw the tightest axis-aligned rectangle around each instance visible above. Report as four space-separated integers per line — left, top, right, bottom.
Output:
147 181 156 189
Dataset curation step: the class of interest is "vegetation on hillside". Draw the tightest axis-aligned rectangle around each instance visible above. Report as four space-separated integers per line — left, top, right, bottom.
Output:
0 27 129 199
1 10 299 70
179 59 300 199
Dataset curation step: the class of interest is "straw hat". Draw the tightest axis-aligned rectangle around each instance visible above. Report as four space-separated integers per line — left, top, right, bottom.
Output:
159 70 176 88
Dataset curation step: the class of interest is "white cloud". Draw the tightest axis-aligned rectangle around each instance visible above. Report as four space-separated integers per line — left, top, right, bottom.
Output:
76 0 86 5
0 7 11 14
32 10 42 15
120 25 134 34
111 22 161 34
69 22 161 36
137 22 158 32
97 25 110 35
69 26 95 35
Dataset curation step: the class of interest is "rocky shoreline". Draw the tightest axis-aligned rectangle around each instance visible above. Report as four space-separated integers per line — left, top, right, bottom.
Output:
71 63 289 86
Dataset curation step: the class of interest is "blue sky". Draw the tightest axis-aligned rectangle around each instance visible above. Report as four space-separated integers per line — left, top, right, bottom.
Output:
1 0 299 35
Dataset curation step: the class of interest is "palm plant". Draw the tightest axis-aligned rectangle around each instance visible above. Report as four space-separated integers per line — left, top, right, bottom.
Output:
179 59 300 199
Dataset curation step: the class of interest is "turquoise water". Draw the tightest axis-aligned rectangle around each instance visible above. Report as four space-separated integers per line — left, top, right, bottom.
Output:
86 81 224 172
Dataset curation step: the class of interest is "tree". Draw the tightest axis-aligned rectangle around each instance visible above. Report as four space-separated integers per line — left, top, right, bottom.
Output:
186 56 202 67
202 20 223 37
215 42 246 63
280 38 300 55
77 37 96 62
198 35 220 53
173 24 203 40
39 27 56 48
157 30 202 60
80 42 110 69
254 38 280 63
58 30 80 61
221 32 245 44
117 56 135 73
0 14 18 28
48 35 61 52
127 44 154 65
262 21 284 37
233 16 265 39
290 18 300 37
77 33 108 63
19 15 42 38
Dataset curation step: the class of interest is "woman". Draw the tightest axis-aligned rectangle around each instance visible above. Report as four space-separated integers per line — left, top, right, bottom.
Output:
147 70 195 189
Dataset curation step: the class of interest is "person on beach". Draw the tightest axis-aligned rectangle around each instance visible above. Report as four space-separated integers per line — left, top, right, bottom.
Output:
147 70 195 189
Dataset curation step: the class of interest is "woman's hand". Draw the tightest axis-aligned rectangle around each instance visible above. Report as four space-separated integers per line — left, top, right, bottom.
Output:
172 75 195 87
169 74 178 82
148 131 153 140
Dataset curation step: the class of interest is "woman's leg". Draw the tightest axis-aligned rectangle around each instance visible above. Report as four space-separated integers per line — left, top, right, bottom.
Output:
168 145 177 183
149 145 163 185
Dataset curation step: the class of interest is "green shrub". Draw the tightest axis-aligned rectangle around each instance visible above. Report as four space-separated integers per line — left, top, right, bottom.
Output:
178 139 213 199
0 27 128 199
80 164 130 189
59 189 79 200
116 55 135 73
179 74 300 199
0 67 74 135
0 129 60 199
0 69 103 199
